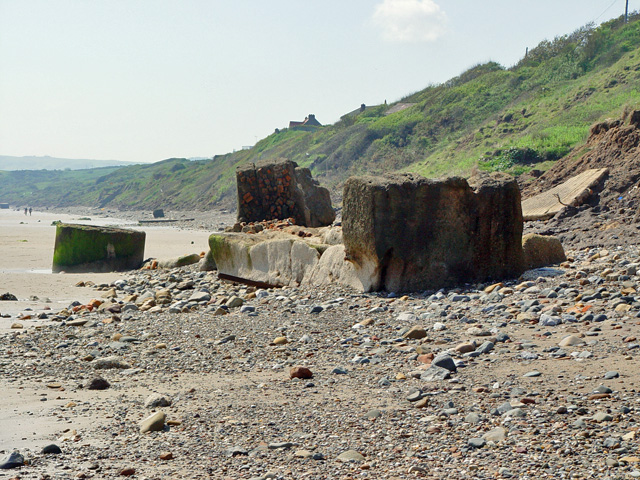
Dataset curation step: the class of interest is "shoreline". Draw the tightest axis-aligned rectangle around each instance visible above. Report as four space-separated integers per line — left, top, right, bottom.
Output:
0 207 235 321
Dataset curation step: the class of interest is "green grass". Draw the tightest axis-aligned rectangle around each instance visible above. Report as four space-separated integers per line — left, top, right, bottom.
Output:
2 13 640 209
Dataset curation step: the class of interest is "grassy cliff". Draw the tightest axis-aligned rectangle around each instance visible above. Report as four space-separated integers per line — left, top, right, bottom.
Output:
2 14 640 210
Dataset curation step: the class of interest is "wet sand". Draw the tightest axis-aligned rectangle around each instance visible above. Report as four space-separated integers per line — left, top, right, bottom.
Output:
0 207 233 456
0 208 230 322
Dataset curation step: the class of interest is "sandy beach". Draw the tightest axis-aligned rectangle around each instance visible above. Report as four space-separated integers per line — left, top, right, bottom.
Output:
0 207 234 459
2 207 640 478
0 208 232 321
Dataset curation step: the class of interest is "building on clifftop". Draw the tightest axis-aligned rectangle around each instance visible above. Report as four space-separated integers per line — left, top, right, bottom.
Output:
289 114 322 131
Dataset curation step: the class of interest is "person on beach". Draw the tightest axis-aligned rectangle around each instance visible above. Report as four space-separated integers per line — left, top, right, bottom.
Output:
24 208 27 215
29 207 32 216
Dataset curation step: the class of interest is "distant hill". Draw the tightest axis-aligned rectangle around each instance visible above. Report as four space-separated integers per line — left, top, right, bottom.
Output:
1 14 640 211
0 155 138 171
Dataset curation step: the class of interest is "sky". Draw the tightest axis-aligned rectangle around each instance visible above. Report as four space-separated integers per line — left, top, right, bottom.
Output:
0 0 637 163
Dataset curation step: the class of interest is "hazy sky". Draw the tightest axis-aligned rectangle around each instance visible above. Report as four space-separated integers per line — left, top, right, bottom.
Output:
0 0 635 163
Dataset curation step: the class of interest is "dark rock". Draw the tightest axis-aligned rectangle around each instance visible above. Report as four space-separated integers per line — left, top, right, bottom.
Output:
0 451 24 469
432 353 457 372
268 442 294 449
42 444 62 454
290 366 313 379
87 377 111 390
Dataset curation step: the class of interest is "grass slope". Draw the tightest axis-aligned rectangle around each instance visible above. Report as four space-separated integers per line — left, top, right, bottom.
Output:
0 155 137 171
2 14 640 210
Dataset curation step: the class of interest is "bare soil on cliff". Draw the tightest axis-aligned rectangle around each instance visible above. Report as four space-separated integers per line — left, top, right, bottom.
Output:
522 110 640 250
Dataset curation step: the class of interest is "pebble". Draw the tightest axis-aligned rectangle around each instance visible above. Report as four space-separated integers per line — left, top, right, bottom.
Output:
465 412 481 424
397 312 417 322
456 342 476 353
337 450 365 462
593 411 614 422
468 437 486 448
139 411 166 433
86 377 110 390
0 452 24 469
432 353 457 372
268 442 294 449
421 366 451 381
5 240 640 478
403 325 427 339
144 393 172 408
42 444 62 454
289 366 313 379
226 296 243 308
559 335 583 347
482 427 506 442
92 356 131 369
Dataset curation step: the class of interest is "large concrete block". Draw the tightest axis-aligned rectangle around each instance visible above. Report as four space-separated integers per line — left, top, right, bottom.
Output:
52 223 145 273
342 173 524 292
236 159 334 227
468 173 525 280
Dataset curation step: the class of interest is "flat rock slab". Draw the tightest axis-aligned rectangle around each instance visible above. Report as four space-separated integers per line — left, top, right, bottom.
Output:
522 168 609 221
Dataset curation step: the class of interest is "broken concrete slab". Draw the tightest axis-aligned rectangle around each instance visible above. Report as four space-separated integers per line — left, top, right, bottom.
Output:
305 244 377 292
208 226 363 289
521 168 609 221
209 231 323 287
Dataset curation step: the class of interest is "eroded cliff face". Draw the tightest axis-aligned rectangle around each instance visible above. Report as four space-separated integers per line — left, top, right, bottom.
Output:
523 110 640 210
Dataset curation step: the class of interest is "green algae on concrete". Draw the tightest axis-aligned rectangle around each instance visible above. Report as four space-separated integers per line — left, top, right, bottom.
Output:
52 223 145 273
208 234 235 269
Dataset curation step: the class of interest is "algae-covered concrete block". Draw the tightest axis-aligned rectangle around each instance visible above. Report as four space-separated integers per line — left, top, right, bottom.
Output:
52 223 145 273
